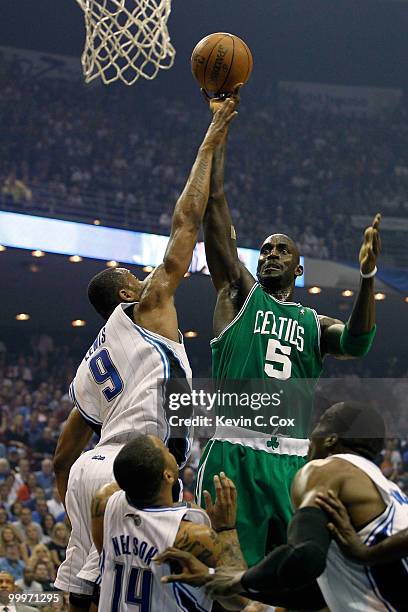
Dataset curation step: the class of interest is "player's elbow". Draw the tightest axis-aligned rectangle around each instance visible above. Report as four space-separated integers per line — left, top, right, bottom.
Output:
280 543 327 587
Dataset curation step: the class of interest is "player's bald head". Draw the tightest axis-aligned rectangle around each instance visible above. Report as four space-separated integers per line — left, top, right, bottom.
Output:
309 402 385 461
261 234 300 262
87 267 140 320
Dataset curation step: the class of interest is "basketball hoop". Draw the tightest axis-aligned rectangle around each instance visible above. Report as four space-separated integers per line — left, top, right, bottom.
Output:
76 0 175 86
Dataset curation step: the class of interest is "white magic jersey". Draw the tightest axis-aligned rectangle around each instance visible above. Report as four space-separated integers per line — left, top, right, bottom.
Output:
317 453 408 612
99 492 213 612
70 303 192 465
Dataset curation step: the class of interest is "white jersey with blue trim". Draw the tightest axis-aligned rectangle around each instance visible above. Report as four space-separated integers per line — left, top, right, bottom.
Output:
99 491 213 612
70 303 192 462
317 453 408 612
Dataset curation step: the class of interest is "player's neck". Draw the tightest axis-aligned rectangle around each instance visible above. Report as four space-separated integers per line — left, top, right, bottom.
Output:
265 286 294 302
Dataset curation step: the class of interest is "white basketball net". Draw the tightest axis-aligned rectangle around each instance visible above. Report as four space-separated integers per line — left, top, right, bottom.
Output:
76 0 175 85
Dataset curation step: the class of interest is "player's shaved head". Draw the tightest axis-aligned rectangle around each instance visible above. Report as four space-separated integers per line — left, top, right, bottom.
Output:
87 268 140 320
257 233 302 294
309 401 385 461
113 436 165 507
261 234 300 262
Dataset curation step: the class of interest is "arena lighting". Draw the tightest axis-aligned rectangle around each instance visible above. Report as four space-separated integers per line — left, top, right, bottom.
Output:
69 255 83 263
0 212 304 286
15 313 30 321
72 319 86 327
93 219 101 225
29 264 40 273
341 289 354 297
404 297 408 304
0 245 6 252
32 250 45 258
106 260 119 268
374 292 386 301
308 286 322 294
184 331 198 338
143 265 154 272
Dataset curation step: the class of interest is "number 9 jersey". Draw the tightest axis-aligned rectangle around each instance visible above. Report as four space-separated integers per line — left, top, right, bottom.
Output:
70 303 193 466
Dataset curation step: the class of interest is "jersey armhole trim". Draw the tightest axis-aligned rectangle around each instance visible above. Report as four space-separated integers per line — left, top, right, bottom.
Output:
69 382 103 427
312 309 323 364
210 282 259 346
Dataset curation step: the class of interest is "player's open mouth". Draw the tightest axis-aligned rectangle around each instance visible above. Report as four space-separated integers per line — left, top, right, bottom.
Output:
264 263 281 272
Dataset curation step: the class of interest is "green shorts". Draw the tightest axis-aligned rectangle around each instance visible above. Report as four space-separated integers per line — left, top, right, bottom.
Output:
196 438 307 567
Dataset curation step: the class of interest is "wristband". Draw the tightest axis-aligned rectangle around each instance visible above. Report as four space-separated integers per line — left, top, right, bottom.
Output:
208 567 215 575
360 266 377 279
214 526 236 533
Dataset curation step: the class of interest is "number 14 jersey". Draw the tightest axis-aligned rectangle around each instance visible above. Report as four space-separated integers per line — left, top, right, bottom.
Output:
211 283 323 439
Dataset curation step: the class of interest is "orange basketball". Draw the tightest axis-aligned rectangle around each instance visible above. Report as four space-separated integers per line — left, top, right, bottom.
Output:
191 32 253 94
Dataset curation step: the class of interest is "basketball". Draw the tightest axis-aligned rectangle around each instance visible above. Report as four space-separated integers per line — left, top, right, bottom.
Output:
191 33 253 94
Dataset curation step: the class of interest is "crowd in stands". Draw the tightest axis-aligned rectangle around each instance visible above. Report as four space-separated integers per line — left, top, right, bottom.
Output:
1 56 408 263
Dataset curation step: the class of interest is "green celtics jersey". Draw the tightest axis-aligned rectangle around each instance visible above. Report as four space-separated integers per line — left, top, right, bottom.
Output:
211 283 323 438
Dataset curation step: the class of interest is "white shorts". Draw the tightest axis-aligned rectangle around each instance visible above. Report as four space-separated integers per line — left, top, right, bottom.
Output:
54 443 124 596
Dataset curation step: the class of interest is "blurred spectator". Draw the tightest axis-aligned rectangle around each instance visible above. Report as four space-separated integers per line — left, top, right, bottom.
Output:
47 524 69 568
0 571 38 610
33 561 54 592
40 515 56 544
2 172 32 205
46 488 64 521
13 508 43 541
0 543 25 580
15 566 44 594
32 500 49 526
33 430 56 459
35 460 54 495
0 526 26 563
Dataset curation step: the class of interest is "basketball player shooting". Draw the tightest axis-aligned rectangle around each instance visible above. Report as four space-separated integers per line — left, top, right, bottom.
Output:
196 90 382 567
160 402 408 611
53 100 238 611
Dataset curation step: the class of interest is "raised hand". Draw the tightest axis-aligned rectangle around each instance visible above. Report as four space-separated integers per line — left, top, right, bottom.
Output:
203 472 237 531
201 83 243 114
359 213 381 275
203 99 238 149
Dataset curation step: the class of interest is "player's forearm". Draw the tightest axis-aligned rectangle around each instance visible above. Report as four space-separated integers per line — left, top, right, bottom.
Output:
357 529 408 565
217 530 247 570
173 144 214 230
347 277 375 335
209 140 227 200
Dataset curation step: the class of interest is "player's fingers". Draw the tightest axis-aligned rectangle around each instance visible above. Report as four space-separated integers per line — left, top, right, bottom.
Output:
154 547 190 563
225 110 238 124
161 573 191 584
219 472 231 503
213 475 225 504
203 490 213 512
200 87 211 103
372 213 381 229
326 489 347 512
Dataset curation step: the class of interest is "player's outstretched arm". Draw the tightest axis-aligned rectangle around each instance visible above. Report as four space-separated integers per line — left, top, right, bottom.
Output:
53 407 94 506
91 482 120 554
140 100 237 311
320 213 381 359
202 93 255 317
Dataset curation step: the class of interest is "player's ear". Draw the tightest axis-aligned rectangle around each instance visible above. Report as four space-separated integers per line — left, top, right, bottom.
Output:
323 434 338 451
163 468 175 486
119 288 135 302
295 264 303 278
